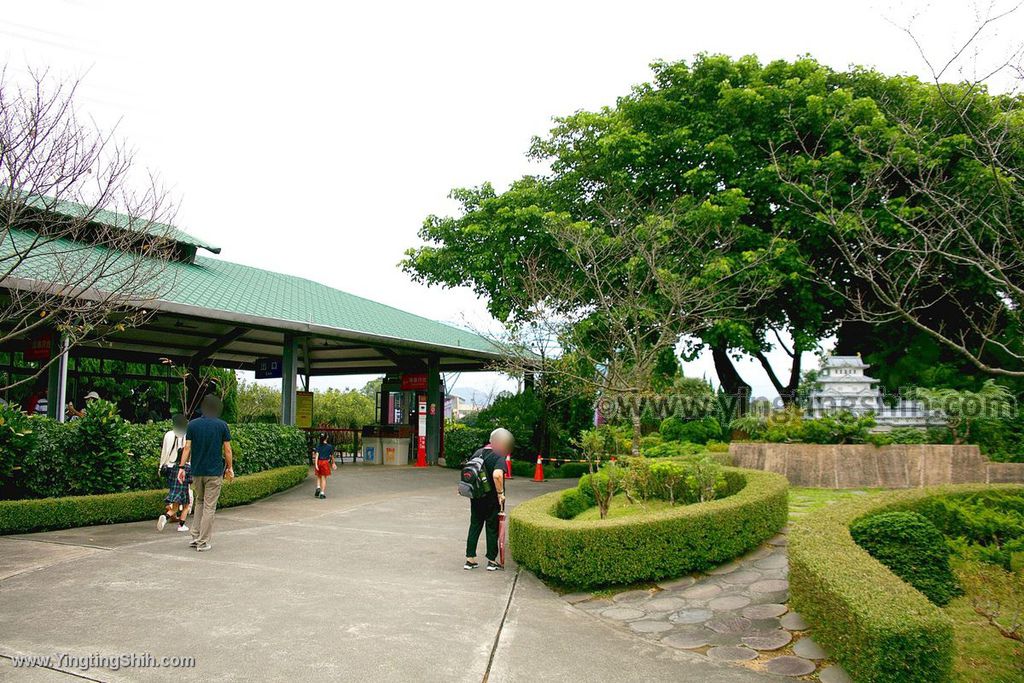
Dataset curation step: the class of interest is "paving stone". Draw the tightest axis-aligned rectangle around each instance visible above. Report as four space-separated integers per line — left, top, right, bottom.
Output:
780 524 791 533
740 546 773 562
661 629 711 649
680 583 722 600
750 579 789 593
561 592 593 604
612 589 651 603
645 597 687 613
747 617 783 631
706 646 759 662
658 575 696 590
741 629 792 651
768 534 789 547
720 570 762 585
708 595 751 611
754 553 788 570
742 603 788 620
577 598 613 612
629 620 674 634
819 665 854 683
793 636 829 659
708 561 740 575
601 607 645 621
669 608 714 625
705 615 752 634
780 611 808 630
764 656 816 677
707 631 743 647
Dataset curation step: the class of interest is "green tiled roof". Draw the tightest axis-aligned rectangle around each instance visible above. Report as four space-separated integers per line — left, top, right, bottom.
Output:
10 190 220 254
2 228 498 357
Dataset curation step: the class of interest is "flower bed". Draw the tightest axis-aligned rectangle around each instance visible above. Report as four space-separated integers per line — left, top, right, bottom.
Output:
509 467 788 589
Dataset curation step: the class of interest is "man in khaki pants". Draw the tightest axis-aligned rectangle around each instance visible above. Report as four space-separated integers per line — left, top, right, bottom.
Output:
177 395 234 552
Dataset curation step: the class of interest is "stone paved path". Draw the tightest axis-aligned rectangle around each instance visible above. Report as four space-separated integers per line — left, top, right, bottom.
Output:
563 525 854 681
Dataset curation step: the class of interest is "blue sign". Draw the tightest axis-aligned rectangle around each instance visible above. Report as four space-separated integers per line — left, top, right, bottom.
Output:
255 357 283 379
364 446 375 463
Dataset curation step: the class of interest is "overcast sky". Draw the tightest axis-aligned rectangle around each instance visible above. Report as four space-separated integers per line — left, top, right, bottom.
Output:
4 1 1021 400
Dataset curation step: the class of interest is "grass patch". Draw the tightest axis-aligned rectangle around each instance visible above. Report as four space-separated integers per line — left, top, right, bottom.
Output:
788 487 886 519
574 493 675 520
946 588 1024 683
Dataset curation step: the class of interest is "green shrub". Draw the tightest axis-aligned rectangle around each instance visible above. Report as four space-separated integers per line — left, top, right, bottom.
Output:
442 423 488 468
548 462 589 478
641 440 705 458
511 459 535 478
866 427 929 446
229 423 307 474
639 433 663 450
787 486 1024 683
553 488 590 520
0 465 307 534
76 400 133 495
659 416 721 444
849 511 962 606
0 404 34 486
510 467 788 589
705 440 730 453
914 490 1024 571
800 410 875 444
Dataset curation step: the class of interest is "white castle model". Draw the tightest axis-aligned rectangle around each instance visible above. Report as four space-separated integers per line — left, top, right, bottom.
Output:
807 354 940 430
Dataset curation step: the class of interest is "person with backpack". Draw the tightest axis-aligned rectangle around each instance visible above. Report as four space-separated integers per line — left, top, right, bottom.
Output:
460 427 511 571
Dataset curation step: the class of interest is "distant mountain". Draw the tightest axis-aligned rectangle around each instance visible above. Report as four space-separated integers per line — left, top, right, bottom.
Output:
448 387 498 407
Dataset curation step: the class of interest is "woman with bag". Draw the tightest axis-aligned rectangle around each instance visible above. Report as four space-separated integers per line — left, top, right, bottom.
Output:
157 414 192 532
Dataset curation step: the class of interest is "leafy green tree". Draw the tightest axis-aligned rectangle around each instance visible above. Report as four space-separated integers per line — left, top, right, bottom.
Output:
312 388 375 429
913 380 1014 445
237 380 281 423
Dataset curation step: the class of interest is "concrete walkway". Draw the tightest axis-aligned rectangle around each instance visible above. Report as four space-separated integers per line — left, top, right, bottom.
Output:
0 467 780 682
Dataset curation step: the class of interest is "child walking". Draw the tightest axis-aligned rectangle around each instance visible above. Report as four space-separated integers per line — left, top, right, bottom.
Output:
158 414 192 531
312 433 336 499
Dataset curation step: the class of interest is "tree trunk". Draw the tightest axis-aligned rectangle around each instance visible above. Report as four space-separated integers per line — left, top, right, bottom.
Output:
712 343 751 417
631 410 642 456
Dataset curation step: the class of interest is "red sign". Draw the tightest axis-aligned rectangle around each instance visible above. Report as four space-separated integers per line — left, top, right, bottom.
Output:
401 373 428 391
24 333 51 362
415 394 428 467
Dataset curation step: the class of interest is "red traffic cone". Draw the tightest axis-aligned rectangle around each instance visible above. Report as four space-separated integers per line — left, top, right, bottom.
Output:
505 454 513 479
532 455 545 482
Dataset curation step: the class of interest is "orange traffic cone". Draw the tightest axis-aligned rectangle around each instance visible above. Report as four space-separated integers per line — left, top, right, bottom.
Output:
532 455 545 482
505 454 513 479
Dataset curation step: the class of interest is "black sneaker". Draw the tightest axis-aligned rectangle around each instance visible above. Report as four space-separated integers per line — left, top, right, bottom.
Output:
487 561 502 571
314 487 321 498
319 492 326 499
463 561 479 570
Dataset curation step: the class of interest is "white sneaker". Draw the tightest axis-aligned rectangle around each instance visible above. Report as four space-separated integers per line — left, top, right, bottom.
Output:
177 523 189 532
157 514 167 531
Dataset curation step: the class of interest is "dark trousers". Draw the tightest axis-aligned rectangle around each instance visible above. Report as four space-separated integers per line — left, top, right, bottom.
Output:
466 502 499 561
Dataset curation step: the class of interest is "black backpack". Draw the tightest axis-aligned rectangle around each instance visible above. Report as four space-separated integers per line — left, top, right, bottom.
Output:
459 448 494 499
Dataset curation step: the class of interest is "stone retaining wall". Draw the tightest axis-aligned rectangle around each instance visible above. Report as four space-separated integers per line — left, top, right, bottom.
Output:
729 442 1024 488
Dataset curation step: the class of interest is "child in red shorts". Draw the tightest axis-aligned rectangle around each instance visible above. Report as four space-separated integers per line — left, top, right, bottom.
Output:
312 433 336 499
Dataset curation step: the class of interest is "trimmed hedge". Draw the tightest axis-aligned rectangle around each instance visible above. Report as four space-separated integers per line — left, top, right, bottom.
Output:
0 465 308 535
509 467 788 589
789 483 1024 683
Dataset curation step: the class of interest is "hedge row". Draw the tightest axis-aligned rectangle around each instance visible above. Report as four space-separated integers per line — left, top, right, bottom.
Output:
0 465 308 535
788 483 1024 683
8 418 307 499
509 467 788 589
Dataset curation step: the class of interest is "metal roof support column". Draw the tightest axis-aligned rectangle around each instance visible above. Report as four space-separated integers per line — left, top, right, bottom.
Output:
426 356 441 465
281 334 298 426
46 332 68 422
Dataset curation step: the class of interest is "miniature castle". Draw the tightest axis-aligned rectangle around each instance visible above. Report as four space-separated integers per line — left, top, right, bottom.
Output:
807 355 940 430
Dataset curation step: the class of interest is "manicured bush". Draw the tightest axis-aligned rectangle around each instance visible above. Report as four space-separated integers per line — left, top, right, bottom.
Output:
849 511 961 606
0 403 33 484
548 462 589 478
914 490 1024 571
641 440 705 458
705 440 730 453
229 423 307 474
788 484 1024 683
0 465 308 535
799 410 875 444
510 467 788 589
442 424 488 468
553 488 590 520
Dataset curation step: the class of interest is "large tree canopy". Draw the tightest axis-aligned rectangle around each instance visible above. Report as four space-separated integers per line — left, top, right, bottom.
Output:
404 54 1019 399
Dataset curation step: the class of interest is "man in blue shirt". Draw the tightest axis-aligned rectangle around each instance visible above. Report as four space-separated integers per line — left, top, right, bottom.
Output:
177 394 233 552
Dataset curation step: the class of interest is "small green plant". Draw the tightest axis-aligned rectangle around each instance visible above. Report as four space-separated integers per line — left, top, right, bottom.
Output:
0 403 34 482
955 559 1024 645
850 510 962 606
75 399 132 495
659 416 721 444
913 380 1014 445
800 410 876 444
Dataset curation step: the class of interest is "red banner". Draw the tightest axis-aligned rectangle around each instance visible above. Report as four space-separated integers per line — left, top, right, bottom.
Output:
401 373 428 391
24 333 51 362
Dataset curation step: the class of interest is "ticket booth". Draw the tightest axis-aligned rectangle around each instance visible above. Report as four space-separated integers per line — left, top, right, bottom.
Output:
361 372 444 465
